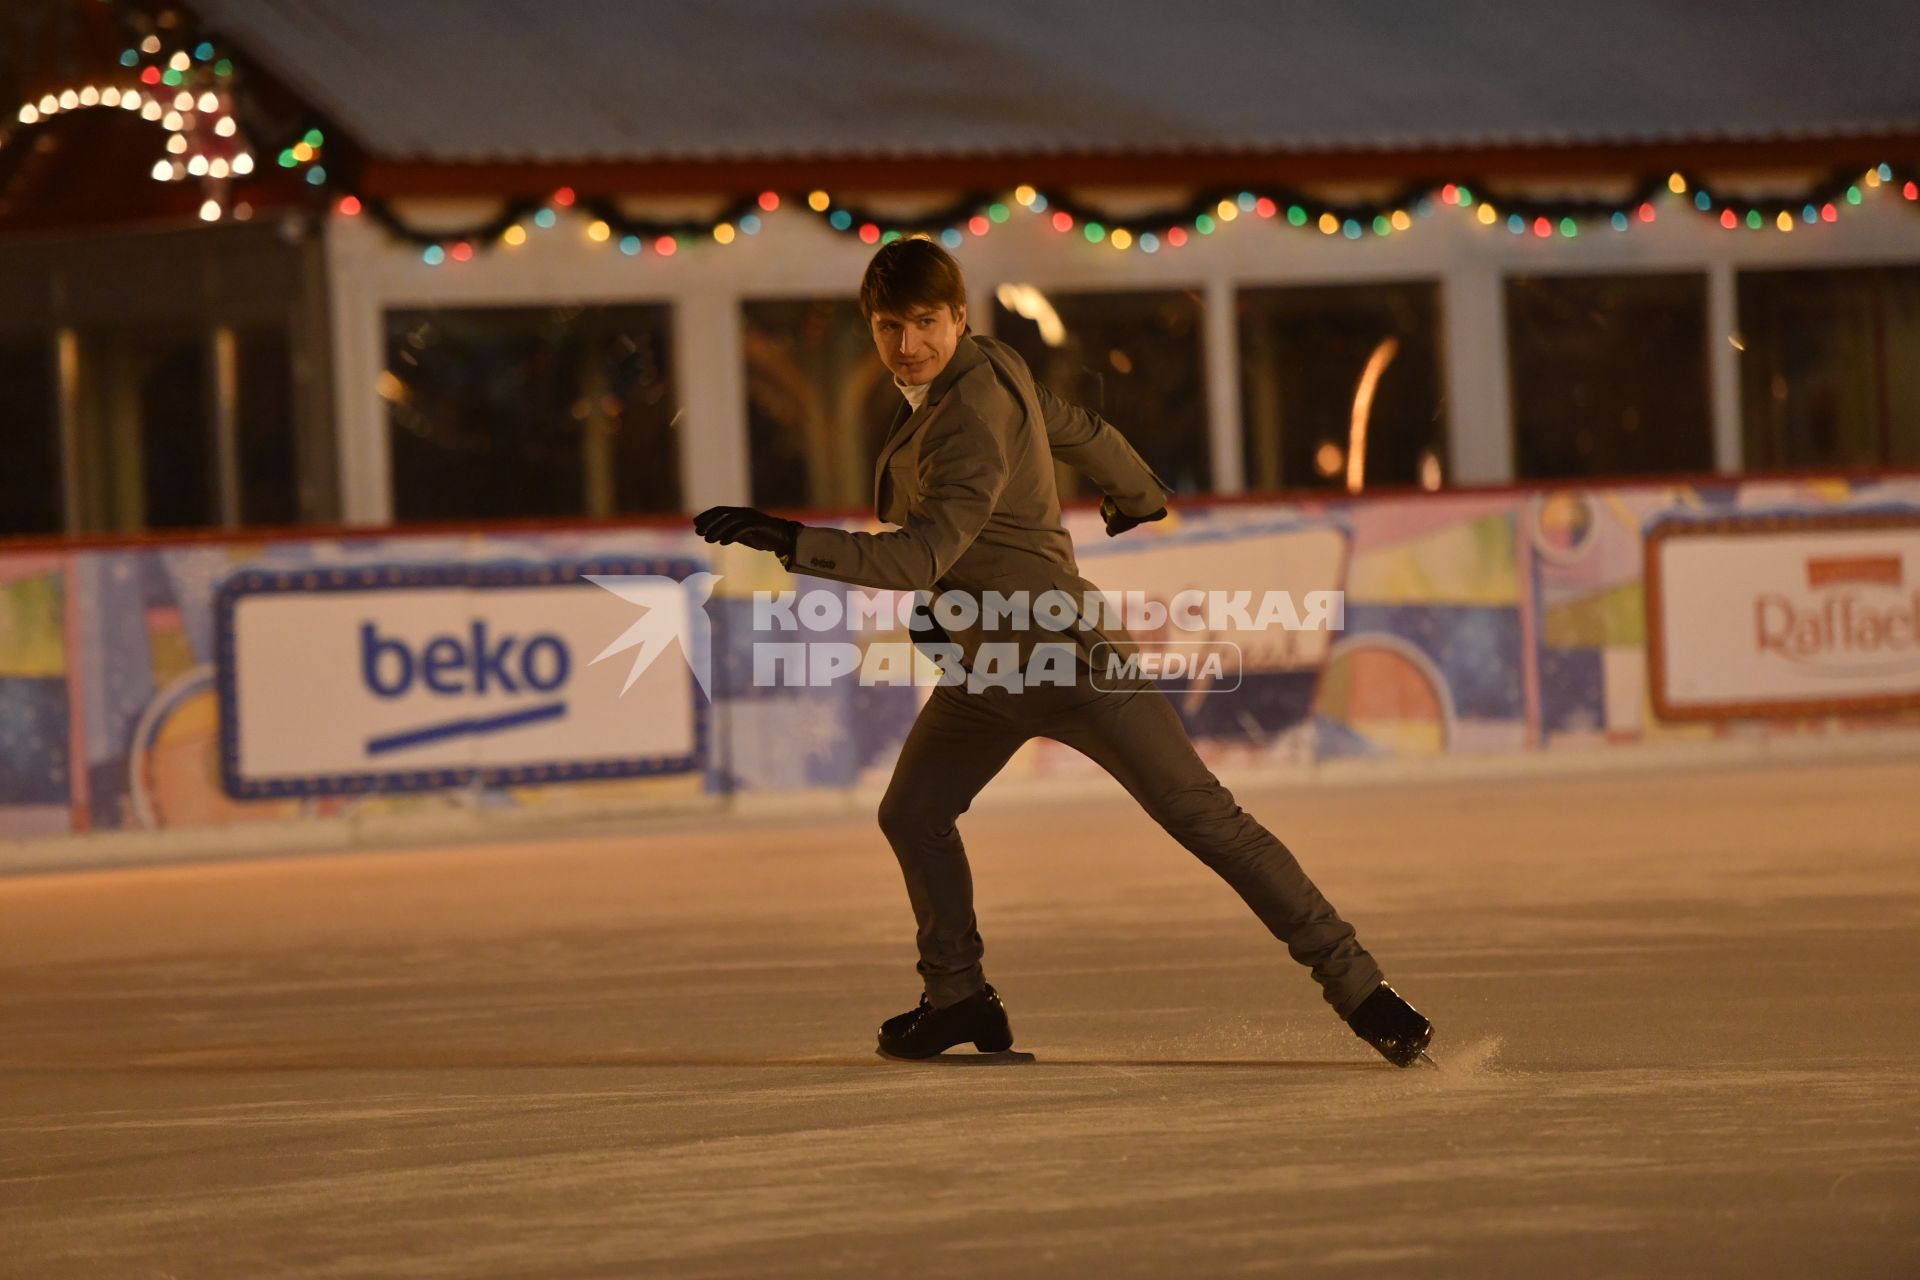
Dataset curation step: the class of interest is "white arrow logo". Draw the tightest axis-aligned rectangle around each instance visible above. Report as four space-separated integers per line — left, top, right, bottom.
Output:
584 572 722 701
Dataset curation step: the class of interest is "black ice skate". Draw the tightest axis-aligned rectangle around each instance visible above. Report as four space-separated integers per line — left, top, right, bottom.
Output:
1346 982 1433 1068
876 984 1015 1058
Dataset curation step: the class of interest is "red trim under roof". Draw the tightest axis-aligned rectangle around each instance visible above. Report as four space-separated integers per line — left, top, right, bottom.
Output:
355 134 1920 199
5 465 1918 556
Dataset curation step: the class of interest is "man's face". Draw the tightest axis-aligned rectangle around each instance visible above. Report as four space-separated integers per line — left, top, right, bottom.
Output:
869 301 967 386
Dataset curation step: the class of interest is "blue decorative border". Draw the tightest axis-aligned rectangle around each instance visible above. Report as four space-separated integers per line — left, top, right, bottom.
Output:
214 557 710 800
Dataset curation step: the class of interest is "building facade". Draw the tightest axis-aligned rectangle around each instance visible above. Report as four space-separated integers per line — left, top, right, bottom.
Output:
3 0 1919 540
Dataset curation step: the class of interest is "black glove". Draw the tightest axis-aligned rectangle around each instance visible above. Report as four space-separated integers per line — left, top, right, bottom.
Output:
1100 494 1169 538
692 506 801 559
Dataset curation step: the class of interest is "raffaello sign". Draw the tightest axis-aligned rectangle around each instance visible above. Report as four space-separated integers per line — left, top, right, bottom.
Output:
1647 513 1920 720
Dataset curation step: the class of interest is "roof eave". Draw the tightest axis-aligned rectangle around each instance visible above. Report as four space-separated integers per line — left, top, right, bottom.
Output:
354 132 1920 199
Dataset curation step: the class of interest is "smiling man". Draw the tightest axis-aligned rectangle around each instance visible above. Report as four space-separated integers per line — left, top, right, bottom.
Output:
693 240 1431 1067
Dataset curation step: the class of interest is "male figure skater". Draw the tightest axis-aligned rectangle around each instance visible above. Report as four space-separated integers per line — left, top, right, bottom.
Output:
694 240 1431 1067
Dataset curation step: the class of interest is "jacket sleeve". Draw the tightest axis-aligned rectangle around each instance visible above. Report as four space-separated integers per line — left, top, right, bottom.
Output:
781 404 1008 591
1034 380 1174 516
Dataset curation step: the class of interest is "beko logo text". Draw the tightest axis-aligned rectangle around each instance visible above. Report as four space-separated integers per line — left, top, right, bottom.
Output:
360 622 572 698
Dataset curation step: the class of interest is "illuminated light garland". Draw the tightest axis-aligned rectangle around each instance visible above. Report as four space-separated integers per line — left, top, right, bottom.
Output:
4 67 252 202
344 165 1920 266
0 20 339 224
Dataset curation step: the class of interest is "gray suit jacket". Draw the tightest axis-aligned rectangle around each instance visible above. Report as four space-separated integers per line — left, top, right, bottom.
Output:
781 333 1173 672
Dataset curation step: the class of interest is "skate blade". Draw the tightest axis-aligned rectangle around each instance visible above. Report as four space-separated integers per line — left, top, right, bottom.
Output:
1416 1049 1439 1069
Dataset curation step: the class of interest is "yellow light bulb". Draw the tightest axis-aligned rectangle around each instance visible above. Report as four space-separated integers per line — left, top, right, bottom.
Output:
1110 228 1133 249
1216 199 1238 221
1477 203 1497 224
1015 184 1037 206
713 223 736 244
1864 169 1882 188
588 220 611 242
1776 210 1794 231
808 190 830 211
502 225 527 246
1391 210 1412 231
291 141 314 162
1318 212 1338 234
1668 172 1687 193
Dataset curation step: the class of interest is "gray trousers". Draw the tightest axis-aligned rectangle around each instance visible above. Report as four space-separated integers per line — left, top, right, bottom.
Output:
876 665 1385 1019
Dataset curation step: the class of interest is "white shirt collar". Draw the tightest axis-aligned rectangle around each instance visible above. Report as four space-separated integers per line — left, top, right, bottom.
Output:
895 375 930 412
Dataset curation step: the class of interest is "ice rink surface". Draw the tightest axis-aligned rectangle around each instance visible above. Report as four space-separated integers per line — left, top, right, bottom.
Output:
3 755 1918 1278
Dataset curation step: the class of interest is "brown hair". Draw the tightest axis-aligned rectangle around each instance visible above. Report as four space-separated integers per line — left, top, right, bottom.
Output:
859 239 967 321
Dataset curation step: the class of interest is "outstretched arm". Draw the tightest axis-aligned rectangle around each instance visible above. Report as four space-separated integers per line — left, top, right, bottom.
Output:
1034 380 1174 521
777 405 1008 591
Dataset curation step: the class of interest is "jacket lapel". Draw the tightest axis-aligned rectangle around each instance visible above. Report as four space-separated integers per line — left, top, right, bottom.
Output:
871 398 914 513
871 335 987 514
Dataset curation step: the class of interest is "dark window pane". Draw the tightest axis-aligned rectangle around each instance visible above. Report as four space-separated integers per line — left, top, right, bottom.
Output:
70 328 214 532
384 304 680 522
0 336 60 535
608 320 683 515
1738 265 1920 470
236 325 298 526
1507 273 1713 479
991 286 1210 499
1238 282 1447 494
741 298 896 511
136 339 214 531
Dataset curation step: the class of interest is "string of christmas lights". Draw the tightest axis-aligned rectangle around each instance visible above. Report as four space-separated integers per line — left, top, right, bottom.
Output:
342 164 1920 265
0 14 341 223
4 30 258 221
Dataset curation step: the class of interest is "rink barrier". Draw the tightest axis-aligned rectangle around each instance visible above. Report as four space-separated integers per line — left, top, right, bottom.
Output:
2 473 1918 856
